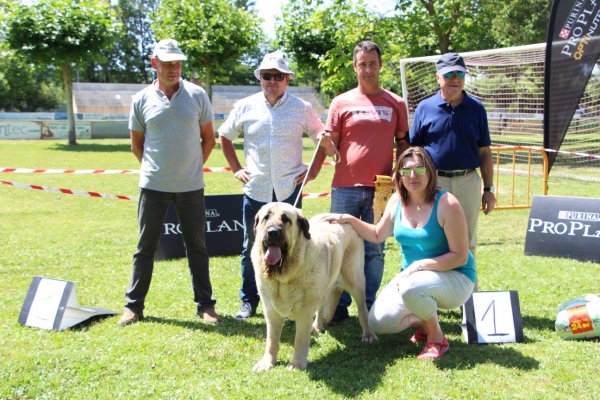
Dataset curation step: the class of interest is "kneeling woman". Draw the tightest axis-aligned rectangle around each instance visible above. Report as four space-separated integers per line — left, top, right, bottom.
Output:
319 146 475 359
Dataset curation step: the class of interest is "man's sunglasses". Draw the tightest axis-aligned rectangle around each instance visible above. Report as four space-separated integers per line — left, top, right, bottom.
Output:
399 166 427 177
442 71 466 79
261 72 287 81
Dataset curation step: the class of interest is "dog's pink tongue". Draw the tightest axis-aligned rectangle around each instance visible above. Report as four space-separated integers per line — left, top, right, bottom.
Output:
265 246 282 265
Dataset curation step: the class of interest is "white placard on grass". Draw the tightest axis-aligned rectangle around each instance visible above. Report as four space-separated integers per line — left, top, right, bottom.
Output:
461 290 524 344
18 276 118 331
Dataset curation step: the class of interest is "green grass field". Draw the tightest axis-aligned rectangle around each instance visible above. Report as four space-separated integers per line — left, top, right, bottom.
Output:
1 139 599 399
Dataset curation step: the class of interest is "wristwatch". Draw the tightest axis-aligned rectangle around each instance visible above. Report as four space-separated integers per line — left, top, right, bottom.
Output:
484 186 495 193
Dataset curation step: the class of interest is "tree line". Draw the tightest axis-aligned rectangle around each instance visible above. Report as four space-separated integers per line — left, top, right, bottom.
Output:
1 0 551 141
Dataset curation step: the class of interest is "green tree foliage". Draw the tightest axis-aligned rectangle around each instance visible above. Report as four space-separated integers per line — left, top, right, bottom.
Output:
77 0 157 84
278 0 398 98
0 43 64 112
393 0 550 55
276 0 551 104
393 0 499 55
111 0 158 83
490 0 552 47
152 0 262 99
6 0 118 145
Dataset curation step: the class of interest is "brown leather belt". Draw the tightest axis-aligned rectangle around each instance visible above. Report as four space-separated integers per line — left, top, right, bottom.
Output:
437 168 475 178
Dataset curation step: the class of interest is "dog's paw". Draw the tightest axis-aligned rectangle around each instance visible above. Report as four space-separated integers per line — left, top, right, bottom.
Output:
362 331 378 343
287 358 308 371
311 323 325 334
252 357 277 372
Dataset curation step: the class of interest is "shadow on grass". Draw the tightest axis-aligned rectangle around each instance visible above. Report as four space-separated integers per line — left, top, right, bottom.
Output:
124 312 540 398
521 315 557 334
49 143 131 153
68 314 120 331
304 317 540 398
141 315 264 331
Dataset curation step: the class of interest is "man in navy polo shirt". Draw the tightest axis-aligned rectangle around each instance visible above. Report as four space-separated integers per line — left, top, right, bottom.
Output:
409 52 496 291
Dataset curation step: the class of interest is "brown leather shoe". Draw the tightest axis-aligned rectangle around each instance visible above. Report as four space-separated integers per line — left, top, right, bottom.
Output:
117 309 143 327
197 308 223 324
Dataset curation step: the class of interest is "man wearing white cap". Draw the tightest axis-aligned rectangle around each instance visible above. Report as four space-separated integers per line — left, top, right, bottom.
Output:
218 50 334 320
118 39 222 326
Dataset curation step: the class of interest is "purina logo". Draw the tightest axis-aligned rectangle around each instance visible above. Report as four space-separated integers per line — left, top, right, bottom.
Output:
206 209 219 218
560 28 571 39
558 211 600 222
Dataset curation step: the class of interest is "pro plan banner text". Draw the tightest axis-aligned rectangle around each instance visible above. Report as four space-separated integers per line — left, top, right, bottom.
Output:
545 0 600 171
525 195 600 263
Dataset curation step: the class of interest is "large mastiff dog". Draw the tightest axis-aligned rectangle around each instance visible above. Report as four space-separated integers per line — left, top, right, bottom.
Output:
251 202 377 371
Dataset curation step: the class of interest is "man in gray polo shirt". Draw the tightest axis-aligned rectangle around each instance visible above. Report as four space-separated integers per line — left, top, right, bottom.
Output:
118 38 222 326
218 50 334 320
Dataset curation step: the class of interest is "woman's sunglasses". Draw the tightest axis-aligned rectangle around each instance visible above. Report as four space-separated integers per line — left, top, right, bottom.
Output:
442 71 466 79
399 166 427 177
261 72 287 81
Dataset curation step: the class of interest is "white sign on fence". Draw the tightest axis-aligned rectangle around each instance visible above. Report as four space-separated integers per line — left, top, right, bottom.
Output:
0 121 41 139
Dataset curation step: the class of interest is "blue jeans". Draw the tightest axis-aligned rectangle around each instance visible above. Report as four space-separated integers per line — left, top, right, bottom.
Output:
331 186 385 310
239 185 302 306
124 188 216 314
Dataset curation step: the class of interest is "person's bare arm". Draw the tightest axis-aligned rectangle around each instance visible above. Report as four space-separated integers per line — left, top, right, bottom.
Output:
306 130 340 183
395 131 410 161
318 193 398 243
219 135 250 183
200 121 216 163
130 130 145 163
479 146 496 215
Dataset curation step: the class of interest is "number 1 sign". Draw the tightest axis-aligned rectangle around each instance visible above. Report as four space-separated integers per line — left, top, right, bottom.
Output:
461 291 524 344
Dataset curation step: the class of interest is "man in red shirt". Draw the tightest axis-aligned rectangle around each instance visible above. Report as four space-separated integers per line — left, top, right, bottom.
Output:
317 41 410 324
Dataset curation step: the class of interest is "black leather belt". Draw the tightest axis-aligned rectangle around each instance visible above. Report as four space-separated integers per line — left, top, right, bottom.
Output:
437 168 475 178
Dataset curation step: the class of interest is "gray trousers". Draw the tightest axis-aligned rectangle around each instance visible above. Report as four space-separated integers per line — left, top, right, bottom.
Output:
368 269 474 335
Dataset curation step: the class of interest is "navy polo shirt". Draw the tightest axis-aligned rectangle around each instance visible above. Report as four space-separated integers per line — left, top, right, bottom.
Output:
409 91 491 171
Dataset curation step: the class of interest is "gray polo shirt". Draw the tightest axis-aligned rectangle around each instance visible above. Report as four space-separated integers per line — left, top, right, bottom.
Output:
129 80 213 192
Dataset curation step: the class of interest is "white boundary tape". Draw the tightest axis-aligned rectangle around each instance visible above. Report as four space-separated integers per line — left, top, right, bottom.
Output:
0 161 337 175
497 145 600 160
1 180 139 201
0 180 330 201
0 168 139 174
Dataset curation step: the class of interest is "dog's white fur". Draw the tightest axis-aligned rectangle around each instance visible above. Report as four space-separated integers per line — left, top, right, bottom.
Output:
251 202 377 371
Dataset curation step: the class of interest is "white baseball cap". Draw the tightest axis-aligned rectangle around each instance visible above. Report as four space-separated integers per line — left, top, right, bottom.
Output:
253 50 294 80
152 39 187 62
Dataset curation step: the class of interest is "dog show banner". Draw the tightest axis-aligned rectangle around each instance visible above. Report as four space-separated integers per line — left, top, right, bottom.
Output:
155 194 244 260
525 195 600 262
544 0 600 171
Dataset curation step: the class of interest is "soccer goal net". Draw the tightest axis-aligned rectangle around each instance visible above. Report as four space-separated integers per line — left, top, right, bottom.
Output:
399 43 600 182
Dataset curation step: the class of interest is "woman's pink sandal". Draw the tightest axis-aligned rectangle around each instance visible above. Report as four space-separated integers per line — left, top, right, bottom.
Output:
417 336 449 359
409 330 428 344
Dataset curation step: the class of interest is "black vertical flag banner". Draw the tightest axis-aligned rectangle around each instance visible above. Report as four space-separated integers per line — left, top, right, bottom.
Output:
544 0 600 171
